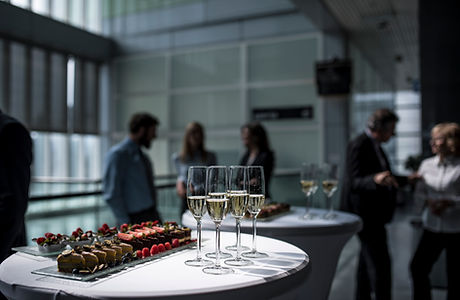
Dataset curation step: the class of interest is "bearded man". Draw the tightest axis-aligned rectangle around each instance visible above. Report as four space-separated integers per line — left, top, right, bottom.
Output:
103 113 161 225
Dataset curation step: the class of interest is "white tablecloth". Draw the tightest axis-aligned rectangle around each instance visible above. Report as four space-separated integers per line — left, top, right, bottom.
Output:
0 232 309 300
183 207 362 300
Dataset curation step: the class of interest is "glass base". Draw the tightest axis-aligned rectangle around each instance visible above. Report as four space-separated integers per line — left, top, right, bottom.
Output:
205 251 232 259
300 212 317 220
241 251 268 258
225 244 250 251
224 257 253 266
184 258 213 267
202 266 234 275
323 212 336 220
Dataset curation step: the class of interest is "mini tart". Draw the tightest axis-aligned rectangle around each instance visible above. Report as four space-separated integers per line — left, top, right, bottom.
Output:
81 251 99 270
57 251 86 273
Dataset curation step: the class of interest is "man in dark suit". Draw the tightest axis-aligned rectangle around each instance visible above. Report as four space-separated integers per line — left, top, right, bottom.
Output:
0 110 32 264
341 108 400 300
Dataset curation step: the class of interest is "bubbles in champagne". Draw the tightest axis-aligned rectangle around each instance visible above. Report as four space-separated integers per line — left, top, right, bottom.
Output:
247 194 265 215
228 191 249 218
187 195 207 219
206 198 228 223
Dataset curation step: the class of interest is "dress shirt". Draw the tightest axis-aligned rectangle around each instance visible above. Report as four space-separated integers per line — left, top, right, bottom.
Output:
103 138 156 224
172 151 217 183
415 155 460 233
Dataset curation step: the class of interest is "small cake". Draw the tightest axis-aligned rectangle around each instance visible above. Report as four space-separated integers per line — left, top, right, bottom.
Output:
118 243 133 255
57 250 86 273
101 247 117 265
91 249 107 264
182 227 192 242
80 251 99 270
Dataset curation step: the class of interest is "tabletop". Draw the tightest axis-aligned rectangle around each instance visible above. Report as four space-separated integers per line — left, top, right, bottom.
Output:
0 232 310 300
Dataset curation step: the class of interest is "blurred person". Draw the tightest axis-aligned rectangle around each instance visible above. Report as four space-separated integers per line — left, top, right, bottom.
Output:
240 122 275 200
0 110 32 264
341 108 405 300
410 122 460 300
172 122 216 214
103 113 161 225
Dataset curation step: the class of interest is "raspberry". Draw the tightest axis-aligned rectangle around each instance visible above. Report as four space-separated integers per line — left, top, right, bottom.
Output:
150 244 159 255
158 243 165 253
44 232 53 239
165 242 172 250
172 239 179 248
36 237 45 245
102 223 109 230
136 250 142 258
142 247 150 258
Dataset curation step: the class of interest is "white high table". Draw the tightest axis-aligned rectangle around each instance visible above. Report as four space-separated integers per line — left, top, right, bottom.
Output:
182 207 362 300
0 232 309 300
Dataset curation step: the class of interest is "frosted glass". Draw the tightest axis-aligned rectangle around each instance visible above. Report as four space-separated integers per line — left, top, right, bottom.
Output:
116 55 166 93
171 90 241 129
116 94 168 131
172 47 240 88
248 38 317 82
270 130 320 169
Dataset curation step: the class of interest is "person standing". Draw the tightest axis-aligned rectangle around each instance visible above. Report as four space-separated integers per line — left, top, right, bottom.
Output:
103 113 161 225
0 110 32 263
172 122 216 214
341 108 400 300
240 122 275 200
410 122 460 300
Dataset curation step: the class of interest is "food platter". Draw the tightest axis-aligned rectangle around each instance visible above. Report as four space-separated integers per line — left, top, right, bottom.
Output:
31 241 196 281
256 209 293 222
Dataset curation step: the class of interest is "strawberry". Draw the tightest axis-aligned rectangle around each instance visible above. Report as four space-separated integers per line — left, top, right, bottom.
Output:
72 231 79 237
110 226 117 232
76 227 83 233
142 247 150 258
151 220 159 226
136 250 142 258
44 232 54 239
81 233 87 240
120 224 129 233
158 243 165 253
131 224 142 230
117 232 133 241
56 233 62 239
165 242 172 250
36 237 45 245
141 222 146 227
150 244 159 255
172 238 179 248
102 223 109 230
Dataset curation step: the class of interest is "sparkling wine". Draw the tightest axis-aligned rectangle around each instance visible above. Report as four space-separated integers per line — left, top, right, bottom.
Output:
322 180 338 197
228 191 249 218
187 195 207 219
247 194 265 215
206 198 228 222
300 180 318 195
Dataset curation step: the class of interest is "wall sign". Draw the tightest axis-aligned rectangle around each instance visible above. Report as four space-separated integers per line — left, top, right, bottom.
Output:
252 106 313 121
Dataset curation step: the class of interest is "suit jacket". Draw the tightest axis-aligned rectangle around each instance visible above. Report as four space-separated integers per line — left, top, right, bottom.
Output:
240 150 275 199
340 132 396 227
0 111 32 262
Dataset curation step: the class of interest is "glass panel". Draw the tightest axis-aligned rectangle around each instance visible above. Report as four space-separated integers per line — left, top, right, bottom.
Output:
145 138 168 176
83 134 101 179
69 0 84 28
49 133 68 177
248 38 317 82
49 53 67 132
30 48 48 131
270 130 320 169
30 131 47 178
11 0 29 9
70 134 83 177
87 0 102 34
171 90 241 129
51 0 67 22
115 55 166 93
10 42 27 124
115 94 168 131
171 47 240 88
31 0 49 15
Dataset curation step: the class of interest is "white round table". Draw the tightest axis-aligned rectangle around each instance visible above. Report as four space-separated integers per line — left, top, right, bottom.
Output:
182 207 362 300
0 232 309 300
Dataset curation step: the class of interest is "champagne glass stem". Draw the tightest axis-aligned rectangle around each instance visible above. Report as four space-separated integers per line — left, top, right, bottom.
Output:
305 194 310 215
215 223 221 267
197 219 202 260
236 219 242 259
251 215 257 252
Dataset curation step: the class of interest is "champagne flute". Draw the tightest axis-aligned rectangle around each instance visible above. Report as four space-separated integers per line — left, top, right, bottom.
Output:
202 166 233 275
242 166 268 259
184 167 213 267
225 166 252 266
300 163 319 219
321 163 339 219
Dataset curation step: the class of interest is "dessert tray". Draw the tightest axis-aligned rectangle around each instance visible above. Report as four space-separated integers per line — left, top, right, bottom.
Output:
257 209 293 222
245 203 292 222
31 241 196 281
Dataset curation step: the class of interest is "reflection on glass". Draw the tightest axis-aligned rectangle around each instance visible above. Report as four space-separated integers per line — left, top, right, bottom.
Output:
300 163 319 220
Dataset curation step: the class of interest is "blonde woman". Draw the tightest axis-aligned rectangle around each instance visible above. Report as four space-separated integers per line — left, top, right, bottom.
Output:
172 122 216 213
410 122 460 300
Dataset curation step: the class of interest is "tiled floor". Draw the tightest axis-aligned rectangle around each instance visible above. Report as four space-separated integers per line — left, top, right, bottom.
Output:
329 207 447 300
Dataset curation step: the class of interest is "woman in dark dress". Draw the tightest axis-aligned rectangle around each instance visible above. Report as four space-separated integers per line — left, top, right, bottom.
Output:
239 122 275 200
